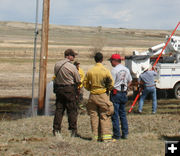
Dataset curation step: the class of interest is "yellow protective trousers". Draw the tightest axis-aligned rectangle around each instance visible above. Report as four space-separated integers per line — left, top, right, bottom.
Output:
87 93 114 141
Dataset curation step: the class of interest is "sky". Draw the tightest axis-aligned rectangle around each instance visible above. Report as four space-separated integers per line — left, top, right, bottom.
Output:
0 0 180 30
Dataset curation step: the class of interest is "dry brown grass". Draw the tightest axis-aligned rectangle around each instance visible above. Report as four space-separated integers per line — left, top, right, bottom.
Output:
0 113 180 156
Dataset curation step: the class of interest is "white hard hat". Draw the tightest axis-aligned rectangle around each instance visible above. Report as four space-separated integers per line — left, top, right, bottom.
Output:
141 65 149 71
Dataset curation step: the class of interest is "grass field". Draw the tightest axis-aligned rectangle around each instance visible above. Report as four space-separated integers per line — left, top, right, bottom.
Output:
0 21 180 156
0 97 180 155
0 106 180 156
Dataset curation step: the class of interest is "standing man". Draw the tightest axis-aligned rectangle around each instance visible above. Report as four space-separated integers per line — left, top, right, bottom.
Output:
83 52 114 142
74 61 85 113
138 66 157 114
53 49 81 138
109 54 132 140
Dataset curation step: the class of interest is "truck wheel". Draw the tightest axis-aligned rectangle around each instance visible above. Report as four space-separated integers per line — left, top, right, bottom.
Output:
174 83 180 99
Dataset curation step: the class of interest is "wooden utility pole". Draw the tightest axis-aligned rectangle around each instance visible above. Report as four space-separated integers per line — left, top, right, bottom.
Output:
38 0 50 115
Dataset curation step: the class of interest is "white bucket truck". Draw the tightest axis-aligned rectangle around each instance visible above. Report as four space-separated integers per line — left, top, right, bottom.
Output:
125 36 180 99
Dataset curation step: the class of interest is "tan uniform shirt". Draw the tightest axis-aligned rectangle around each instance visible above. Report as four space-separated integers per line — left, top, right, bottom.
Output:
54 58 81 85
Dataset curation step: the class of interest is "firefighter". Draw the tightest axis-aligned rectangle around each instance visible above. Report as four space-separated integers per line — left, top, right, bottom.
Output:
74 61 86 114
53 49 81 138
83 52 114 142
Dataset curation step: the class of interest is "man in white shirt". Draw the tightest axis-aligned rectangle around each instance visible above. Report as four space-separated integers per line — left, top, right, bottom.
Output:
109 54 132 140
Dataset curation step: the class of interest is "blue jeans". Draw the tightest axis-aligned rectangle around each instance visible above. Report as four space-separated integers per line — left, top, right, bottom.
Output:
110 92 128 139
138 86 157 113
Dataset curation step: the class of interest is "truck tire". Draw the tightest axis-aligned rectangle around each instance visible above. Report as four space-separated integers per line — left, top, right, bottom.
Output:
174 83 180 99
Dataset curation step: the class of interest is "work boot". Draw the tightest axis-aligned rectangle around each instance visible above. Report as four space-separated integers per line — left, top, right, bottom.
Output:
91 135 100 142
91 137 98 142
53 130 62 139
103 139 114 143
121 135 128 139
138 110 142 114
71 130 78 137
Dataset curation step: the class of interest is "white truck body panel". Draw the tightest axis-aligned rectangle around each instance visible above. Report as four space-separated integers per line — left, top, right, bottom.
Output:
155 63 180 89
125 36 180 98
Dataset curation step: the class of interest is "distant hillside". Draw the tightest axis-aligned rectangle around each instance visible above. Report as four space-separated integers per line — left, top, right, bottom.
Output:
0 21 180 59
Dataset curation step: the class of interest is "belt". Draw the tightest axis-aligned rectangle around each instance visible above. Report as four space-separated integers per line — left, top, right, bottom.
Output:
57 84 75 87
117 90 127 94
145 84 155 87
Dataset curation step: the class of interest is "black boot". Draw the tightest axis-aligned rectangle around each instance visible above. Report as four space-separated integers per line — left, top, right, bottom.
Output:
53 130 61 136
71 130 78 137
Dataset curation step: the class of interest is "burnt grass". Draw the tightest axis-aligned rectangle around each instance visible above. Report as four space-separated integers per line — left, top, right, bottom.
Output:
0 97 31 120
0 96 180 120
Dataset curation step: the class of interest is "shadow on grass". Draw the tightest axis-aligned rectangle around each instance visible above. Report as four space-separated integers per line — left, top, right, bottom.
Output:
77 134 92 141
161 135 180 141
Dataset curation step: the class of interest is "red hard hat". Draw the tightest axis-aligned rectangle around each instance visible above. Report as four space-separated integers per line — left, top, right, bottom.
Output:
109 54 121 60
